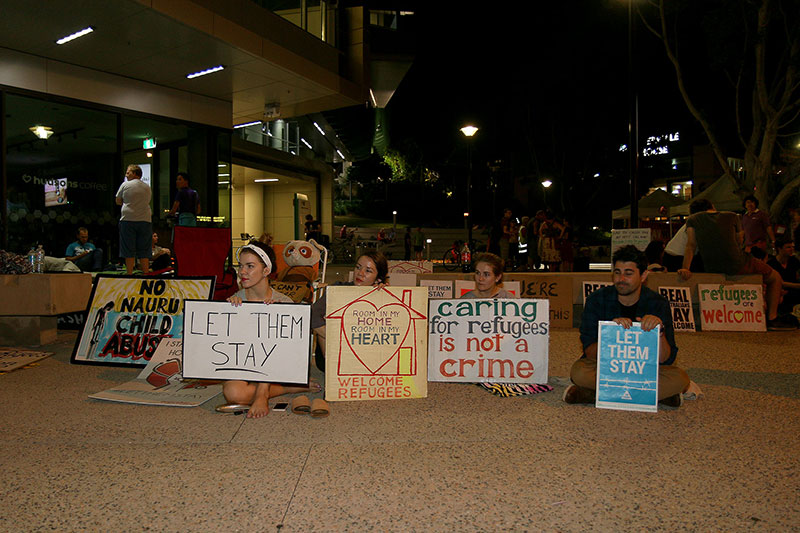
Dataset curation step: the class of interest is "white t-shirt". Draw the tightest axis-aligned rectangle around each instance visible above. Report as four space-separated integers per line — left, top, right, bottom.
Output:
116 179 152 222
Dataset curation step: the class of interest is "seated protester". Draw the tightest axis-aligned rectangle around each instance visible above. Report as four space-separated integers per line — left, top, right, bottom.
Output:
564 245 690 408
460 252 514 299
644 240 666 272
221 241 316 418
311 250 388 363
766 238 800 319
150 232 172 271
65 227 104 272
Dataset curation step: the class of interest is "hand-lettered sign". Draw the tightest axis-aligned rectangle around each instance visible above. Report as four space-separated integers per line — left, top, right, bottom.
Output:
428 298 549 384
324 286 428 401
182 300 311 384
658 286 696 332
505 274 572 328
388 260 433 274
611 228 651 254
697 284 766 331
582 281 614 304
596 321 659 412
419 279 454 299
72 276 215 367
89 338 222 406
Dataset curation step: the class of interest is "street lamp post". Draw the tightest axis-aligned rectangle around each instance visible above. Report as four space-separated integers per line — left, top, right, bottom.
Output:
460 125 478 247
541 179 552 207
627 0 639 228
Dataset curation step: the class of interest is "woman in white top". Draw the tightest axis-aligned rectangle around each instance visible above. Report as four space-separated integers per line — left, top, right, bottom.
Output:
222 241 315 418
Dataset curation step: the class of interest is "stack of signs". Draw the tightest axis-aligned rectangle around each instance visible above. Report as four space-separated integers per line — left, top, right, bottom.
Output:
454 280 521 298
324 286 428 401
658 286 696 332
697 284 766 331
89 338 222 407
72 276 215 367
181 300 311 385
596 321 659 412
428 298 549 384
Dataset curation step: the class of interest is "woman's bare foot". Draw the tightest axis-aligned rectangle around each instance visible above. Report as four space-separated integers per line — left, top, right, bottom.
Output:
247 396 269 418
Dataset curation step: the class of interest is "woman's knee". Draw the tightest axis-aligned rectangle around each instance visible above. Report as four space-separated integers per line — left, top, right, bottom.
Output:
223 380 254 404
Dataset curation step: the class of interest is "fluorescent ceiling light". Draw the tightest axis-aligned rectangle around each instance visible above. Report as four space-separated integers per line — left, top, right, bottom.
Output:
336 149 345 159
56 27 94 45
301 138 313 149
218 163 227 167
313 122 325 136
218 181 230 185
29 126 54 139
186 65 224 79
219 173 230 177
233 121 261 129
254 178 279 183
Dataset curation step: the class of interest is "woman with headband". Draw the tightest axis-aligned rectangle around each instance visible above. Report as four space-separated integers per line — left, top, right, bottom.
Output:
222 241 317 418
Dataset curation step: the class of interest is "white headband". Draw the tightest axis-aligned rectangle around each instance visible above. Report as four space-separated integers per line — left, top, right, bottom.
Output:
238 244 272 274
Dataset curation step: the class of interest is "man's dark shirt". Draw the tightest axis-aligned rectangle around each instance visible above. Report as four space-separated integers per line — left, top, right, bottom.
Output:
580 285 678 366
767 255 800 283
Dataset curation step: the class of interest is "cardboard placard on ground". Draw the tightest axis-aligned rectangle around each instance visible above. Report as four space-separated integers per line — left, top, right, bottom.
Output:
611 228 651 255
71 276 215 367
420 279 453 299
596 321 659 412
582 281 614 304
505 274 573 328
182 300 311 384
454 280 521 298
697 284 766 331
324 286 428 401
428 298 549 384
658 286 696 332
0 348 52 373
388 260 433 274
389 272 417 287
89 338 222 407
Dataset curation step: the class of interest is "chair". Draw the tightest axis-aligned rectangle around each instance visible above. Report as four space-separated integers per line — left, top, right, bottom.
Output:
173 226 238 301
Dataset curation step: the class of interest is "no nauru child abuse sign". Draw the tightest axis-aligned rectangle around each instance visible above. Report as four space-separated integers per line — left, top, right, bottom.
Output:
72 276 215 367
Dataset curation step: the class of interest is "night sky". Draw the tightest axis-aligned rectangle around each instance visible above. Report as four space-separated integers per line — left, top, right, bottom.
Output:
384 1 702 224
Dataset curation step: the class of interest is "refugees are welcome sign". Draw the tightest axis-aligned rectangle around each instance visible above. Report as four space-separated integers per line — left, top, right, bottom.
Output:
596 321 659 412
428 298 549 383
182 300 311 384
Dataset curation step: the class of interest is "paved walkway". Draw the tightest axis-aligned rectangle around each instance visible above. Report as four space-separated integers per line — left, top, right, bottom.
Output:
0 328 797 531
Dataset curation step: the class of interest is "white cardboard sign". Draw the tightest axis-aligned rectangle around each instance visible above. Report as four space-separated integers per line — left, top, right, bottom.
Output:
582 281 614 304
611 228 651 254
658 286 696 332
182 300 311 384
697 284 766 331
389 272 417 287
420 279 454 299
388 260 434 274
427 298 549 383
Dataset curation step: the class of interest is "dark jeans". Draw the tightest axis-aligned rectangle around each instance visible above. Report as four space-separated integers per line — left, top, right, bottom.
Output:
73 248 104 271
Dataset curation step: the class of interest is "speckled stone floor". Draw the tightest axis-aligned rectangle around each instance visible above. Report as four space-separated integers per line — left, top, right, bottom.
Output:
0 329 797 532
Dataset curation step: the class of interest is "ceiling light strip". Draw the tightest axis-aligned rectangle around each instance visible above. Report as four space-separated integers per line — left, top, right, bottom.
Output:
56 27 94 45
186 65 225 79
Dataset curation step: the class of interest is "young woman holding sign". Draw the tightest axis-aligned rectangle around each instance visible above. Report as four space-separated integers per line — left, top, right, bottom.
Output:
311 250 388 364
461 253 514 299
221 241 316 418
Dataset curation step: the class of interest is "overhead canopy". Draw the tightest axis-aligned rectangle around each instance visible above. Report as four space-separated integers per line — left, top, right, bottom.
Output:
670 174 741 216
611 189 685 220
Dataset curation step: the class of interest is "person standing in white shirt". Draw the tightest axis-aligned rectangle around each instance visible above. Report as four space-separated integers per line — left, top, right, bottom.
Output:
115 164 152 275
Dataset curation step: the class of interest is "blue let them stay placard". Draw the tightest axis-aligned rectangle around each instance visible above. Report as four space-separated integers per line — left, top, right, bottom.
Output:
596 321 659 412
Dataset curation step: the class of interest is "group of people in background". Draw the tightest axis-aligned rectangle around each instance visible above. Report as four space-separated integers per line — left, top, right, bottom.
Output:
492 207 573 272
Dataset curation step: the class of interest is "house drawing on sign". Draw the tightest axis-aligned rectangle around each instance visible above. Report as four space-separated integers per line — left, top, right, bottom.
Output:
326 287 427 376
387 261 433 274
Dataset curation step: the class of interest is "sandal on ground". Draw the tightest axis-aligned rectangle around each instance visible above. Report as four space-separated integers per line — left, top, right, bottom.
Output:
291 395 311 414
310 398 330 418
215 403 250 414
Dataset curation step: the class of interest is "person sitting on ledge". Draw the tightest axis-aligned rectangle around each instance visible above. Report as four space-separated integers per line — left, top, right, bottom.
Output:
65 227 104 272
564 245 689 408
221 241 318 418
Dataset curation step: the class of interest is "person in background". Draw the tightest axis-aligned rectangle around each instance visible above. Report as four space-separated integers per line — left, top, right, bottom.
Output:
741 194 775 254
168 172 200 227
564 245 689 408
559 219 574 272
461 252 513 299
538 209 565 272
498 208 513 264
65 227 104 272
221 241 309 418
404 227 412 260
766 237 800 321
116 164 151 275
644 240 666 272
412 227 425 261
304 214 321 242
150 232 171 271
680 198 795 330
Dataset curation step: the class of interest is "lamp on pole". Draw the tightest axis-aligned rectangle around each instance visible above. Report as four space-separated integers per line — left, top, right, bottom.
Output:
460 125 479 246
541 179 552 206
627 0 639 228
